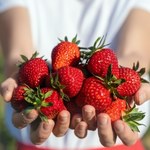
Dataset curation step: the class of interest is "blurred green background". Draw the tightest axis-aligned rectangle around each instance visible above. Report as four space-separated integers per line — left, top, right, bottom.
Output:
0 50 16 150
0 49 150 150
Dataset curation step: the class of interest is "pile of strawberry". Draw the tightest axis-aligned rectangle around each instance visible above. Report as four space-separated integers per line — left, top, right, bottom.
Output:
11 36 147 131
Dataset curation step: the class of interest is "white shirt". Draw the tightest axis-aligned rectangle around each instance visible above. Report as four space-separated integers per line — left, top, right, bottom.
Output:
1 0 150 149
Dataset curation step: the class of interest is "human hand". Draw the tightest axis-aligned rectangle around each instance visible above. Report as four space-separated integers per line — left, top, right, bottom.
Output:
12 109 70 144
0 76 70 145
70 82 150 147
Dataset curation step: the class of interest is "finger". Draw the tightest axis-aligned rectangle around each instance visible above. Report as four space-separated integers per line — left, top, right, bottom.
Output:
82 105 96 130
12 108 38 128
70 113 82 129
74 121 88 139
97 113 116 147
30 118 55 145
113 120 138 146
134 83 150 105
53 110 70 137
0 78 17 102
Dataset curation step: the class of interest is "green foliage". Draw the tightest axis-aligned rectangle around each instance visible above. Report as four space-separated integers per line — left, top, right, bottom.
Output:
0 54 16 150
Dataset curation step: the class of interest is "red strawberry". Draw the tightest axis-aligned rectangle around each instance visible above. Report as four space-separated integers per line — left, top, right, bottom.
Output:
53 66 84 99
64 99 81 116
76 77 112 113
18 52 49 88
117 67 141 97
52 36 80 71
87 48 119 78
37 88 66 119
105 97 145 132
104 98 127 122
11 85 33 112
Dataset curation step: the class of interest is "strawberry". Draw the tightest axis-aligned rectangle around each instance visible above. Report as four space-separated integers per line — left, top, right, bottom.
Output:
64 99 81 116
87 48 119 78
11 85 33 112
79 37 119 78
76 77 112 113
51 36 80 71
35 88 66 120
104 98 127 122
104 98 145 132
51 66 84 99
18 52 49 88
116 67 141 97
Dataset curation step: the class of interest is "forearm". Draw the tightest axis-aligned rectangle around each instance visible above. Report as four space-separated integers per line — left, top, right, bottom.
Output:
117 8 150 72
0 7 34 77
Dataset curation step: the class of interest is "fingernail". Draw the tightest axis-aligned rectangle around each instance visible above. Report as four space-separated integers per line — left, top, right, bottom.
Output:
59 111 69 122
83 109 93 116
43 122 50 130
114 121 124 132
59 116 68 123
98 116 108 126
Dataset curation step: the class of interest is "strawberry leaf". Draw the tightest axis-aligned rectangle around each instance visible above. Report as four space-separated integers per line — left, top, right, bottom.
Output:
41 101 53 107
141 78 149 83
31 51 38 59
44 91 53 99
127 121 140 132
122 105 145 132
39 114 48 122
72 34 80 44
132 61 139 71
24 97 34 104
138 68 145 76
20 55 29 62
64 36 68 41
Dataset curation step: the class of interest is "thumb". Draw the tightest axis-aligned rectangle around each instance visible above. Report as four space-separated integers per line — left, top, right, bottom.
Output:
134 83 150 105
0 78 17 102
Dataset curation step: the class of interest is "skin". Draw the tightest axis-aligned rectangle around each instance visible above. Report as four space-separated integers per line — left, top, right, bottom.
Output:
0 7 150 147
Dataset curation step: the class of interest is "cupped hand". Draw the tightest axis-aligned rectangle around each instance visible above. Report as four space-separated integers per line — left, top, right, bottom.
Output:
97 113 138 147
71 106 139 147
71 82 150 146
0 77 71 145
12 109 70 144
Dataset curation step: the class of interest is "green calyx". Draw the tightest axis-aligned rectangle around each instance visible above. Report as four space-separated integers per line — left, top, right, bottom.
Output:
58 34 80 45
79 36 109 65
24 86 53 110
132 61 149 83
23 85 36 104
17 51 39 67
35 87 54 122
49 72 70 101
95 64 126 99
17 51 46 68
34 87 53 108
122 105 145 132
